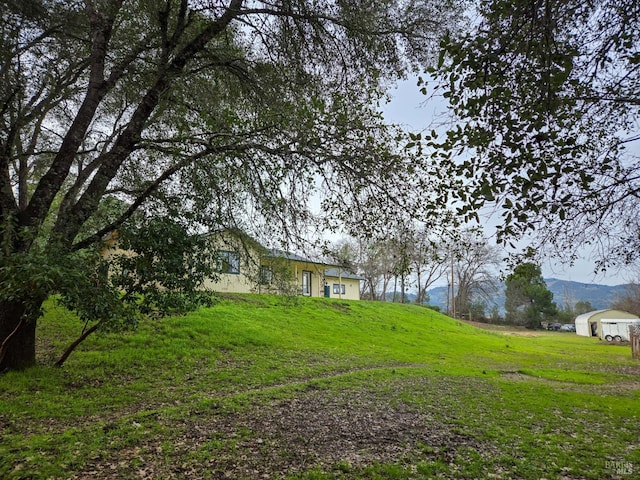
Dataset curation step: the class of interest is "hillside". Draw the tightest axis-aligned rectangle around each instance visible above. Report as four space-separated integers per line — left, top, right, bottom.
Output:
1 295 638 479
544 278 628 309
427 278 631 313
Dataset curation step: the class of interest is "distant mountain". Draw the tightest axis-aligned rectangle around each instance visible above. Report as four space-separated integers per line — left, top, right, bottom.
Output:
425 278 631 314
544 278 629 310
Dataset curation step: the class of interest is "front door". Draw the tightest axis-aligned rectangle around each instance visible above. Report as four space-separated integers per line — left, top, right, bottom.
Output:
302 271 311 296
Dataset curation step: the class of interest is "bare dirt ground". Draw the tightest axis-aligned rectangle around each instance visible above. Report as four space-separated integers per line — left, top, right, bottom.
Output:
74 384 483 479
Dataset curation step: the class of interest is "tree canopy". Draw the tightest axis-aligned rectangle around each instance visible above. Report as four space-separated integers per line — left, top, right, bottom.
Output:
0 0 461 370
504 262 557 329
431 0 640 269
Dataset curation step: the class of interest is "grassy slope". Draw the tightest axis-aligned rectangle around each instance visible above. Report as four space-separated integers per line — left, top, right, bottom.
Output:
1 295 638 479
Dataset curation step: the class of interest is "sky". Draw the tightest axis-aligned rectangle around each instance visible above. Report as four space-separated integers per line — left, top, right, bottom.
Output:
381 78 631 286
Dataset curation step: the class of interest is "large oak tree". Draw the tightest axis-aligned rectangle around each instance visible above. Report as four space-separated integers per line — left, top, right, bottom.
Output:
0 0 460 370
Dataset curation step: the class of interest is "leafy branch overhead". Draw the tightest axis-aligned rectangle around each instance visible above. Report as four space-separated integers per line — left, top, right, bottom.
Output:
431 0 640 268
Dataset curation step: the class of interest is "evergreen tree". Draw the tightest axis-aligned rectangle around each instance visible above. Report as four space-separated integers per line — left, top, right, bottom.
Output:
504 263 557 329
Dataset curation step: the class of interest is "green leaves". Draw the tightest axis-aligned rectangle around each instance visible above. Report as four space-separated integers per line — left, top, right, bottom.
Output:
430 0 640 267
504 262 557 328
110 216 217 317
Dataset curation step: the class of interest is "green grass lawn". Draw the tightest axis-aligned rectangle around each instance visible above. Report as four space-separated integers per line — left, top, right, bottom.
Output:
1 295 638 479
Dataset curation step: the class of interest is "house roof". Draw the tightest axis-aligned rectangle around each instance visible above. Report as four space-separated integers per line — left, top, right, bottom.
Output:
267 249 320 264
324 268 363 281
212 228 358 273
267 249 349 270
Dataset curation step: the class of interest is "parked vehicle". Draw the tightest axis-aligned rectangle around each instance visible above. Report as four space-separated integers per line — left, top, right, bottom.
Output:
600 319 640 342
547 322 562 331
559 324 576 332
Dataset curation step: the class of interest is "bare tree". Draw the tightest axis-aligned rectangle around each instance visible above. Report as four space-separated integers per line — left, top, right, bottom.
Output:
611 282 640 317
451 229 502 320
410 226 448 305
343 223 450 304
357 238 386 301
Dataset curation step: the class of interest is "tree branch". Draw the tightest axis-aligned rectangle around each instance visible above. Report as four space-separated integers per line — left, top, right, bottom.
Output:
70 141 250 251
21 0 124 235
0 317 24 368
55 321 100 367
54 0 244 246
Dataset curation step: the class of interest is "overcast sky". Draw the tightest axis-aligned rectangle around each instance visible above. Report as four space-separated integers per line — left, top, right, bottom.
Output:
381 78 631 286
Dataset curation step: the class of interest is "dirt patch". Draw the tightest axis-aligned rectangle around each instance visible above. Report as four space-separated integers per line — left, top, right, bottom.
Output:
498 371 640 397
228 388 466 474
75 385 481 479
499 371 532 381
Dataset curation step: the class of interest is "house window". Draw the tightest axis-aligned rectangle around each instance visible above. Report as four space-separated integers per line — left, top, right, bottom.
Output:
217 250 240 274
259 266 273 284
333 284 346 295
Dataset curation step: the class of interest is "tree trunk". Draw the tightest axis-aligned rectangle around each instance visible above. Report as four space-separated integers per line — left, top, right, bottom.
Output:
382 276 390 301
0 301 38 371
392 277 398 302
56 322 100 367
